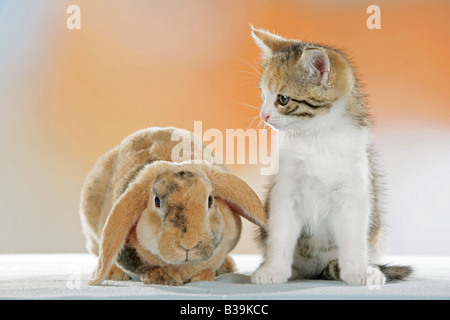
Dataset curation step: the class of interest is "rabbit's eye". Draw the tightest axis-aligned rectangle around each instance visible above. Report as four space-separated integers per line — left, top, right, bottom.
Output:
208 195 213 208
155 196 160 208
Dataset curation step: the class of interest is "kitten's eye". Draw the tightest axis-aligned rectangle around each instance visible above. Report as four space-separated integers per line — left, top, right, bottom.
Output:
208 195 213 208
155 196 160 208
277 94 290 106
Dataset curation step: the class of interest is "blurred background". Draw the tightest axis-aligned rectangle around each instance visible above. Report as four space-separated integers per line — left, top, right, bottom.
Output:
0 0 448 256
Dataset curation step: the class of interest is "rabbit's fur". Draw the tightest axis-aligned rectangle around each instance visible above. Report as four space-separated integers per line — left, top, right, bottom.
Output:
80 127 266 285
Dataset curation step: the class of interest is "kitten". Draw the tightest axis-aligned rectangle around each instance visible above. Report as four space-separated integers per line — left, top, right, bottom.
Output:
249 27 412 285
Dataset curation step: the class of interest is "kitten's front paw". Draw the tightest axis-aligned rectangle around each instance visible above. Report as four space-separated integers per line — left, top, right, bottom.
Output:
251 265 290 284
341 265 386 286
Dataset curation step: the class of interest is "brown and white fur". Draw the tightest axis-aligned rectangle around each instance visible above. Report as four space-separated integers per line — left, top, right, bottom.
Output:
249 27 412 285
80 127 266 285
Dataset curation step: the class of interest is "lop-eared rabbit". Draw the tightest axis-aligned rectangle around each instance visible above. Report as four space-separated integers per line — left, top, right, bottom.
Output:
80 127 266 285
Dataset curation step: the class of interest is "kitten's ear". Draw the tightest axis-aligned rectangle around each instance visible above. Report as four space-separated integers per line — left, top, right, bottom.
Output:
250 25 290 59
301 48 331 85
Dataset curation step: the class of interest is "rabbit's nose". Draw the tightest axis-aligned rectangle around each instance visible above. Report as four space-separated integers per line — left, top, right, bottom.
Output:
179 243 199 252
180 243 199 262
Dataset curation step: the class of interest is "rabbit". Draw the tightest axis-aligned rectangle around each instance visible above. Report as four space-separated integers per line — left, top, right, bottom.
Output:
79 127 267 285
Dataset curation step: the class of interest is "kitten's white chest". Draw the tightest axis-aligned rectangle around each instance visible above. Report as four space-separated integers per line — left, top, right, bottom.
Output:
279 129 365 183
276 127 370 224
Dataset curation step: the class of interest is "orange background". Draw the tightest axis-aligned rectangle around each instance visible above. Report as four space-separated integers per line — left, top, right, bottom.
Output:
0 0 449 255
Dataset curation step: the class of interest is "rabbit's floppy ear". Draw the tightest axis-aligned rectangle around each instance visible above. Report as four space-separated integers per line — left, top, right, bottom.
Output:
201 164 267 229
89 161 170 285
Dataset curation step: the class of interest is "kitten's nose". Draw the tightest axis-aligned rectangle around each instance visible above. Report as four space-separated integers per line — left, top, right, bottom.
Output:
261 113 270 122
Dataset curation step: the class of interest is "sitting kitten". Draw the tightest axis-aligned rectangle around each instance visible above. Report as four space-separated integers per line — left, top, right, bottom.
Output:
249 27 412 285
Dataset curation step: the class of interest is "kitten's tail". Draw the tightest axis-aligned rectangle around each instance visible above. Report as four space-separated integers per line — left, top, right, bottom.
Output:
319 260 413 282
378 264 414 281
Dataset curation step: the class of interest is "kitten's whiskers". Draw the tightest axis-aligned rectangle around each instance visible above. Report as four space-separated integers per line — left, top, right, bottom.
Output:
229 54 262 77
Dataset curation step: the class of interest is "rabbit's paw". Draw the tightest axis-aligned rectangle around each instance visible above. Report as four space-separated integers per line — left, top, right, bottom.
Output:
215 255 236 276
190 269 215 283
141 267 183 286
251 264 290 284
107 265 130 281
